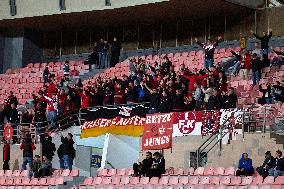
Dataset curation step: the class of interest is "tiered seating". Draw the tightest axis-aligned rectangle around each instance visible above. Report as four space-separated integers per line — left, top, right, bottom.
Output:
76 168 284 189
0 60 89 105
0 169 79 188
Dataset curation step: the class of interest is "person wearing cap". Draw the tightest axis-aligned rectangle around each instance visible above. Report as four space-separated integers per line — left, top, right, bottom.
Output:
256 151 276 178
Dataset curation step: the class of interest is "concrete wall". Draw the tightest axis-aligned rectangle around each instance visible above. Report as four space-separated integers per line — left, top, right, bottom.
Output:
0 0 169 20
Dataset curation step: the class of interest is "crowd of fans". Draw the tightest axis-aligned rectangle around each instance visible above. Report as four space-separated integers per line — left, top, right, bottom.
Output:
1 30 284 143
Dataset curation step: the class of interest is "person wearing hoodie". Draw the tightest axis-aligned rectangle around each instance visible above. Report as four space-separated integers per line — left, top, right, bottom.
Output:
60 133 75 170
236 153 254 176
41 134 56 161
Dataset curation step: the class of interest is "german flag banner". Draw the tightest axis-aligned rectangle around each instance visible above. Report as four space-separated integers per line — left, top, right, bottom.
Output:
80 116 146 138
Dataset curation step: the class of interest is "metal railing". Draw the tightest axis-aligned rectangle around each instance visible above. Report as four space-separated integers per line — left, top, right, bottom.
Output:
195 113 236 167
195 105 284 167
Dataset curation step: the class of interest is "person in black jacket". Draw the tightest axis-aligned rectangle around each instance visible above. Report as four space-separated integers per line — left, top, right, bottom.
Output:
251 53 261 86
272 81 284 103
258 84 274 105
41 134 56 161
57 144 64 169
133 151 153 177
206 88 222 110
257 151 276 178
251 29 272 59
223 87 238 109
10 103 19 144
148 152 165 178
20 134 36 174
61 133 75 170
110 37 121 67
145 85 160 114
269 150 284 178
159 90 172 113
172 89 184 112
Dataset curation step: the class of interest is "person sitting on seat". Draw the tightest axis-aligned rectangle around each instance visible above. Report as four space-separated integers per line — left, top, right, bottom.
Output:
32 155 42 178
256 151 276 178
133 151 153 177
148 152 165 178
269 150 284 178
236 153 254 176
38 155 52 177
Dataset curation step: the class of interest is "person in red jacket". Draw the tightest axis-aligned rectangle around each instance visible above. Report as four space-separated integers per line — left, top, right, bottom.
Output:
113 83 125 105
77 89 91 108
183 73 209 92
47 77 57 98
3 140 10 170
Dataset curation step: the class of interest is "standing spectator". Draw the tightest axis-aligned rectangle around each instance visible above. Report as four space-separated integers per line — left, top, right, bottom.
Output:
145 85 160 114
0 105 4 137
7 91 18 107
20 134 36 175
110 37 121 67
269 150 284 178
223 87 238 109
125 82 137 106
34 102 47 136
195 36 222 70
206 88 222 110
113 83 125 105
75 78 83 88
251 29 272 62
159 90 172 113
258 83 274 105
41 134 56 161
57 89 66 115
47 77 57 98
89 43 99 69
64 94 75 113
251 53 261 86
172 89 184 112
194 83 203 110
77 89 91 108
10 103 19 144
32 155 41 178
256 151 276 178
43 67 49 84
236 153 254 176
63 61 70 77
3 140 10 170
43 93 58 129
61 133 75 170
57 144 64 169
252 42 262 58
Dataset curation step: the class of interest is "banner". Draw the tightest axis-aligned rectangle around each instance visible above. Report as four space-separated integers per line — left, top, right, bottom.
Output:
81 116 145 138
172 111 203 137
142 113 173 150
201 111 219 136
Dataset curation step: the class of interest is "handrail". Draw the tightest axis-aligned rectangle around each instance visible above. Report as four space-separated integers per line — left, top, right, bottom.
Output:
195 114 234 167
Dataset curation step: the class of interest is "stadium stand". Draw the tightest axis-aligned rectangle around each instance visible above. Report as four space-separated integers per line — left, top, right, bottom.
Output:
0 0 284 189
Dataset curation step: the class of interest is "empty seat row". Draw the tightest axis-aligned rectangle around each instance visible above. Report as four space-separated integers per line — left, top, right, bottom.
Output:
76 184 284 189
81 176 284 187
0 177 64 186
